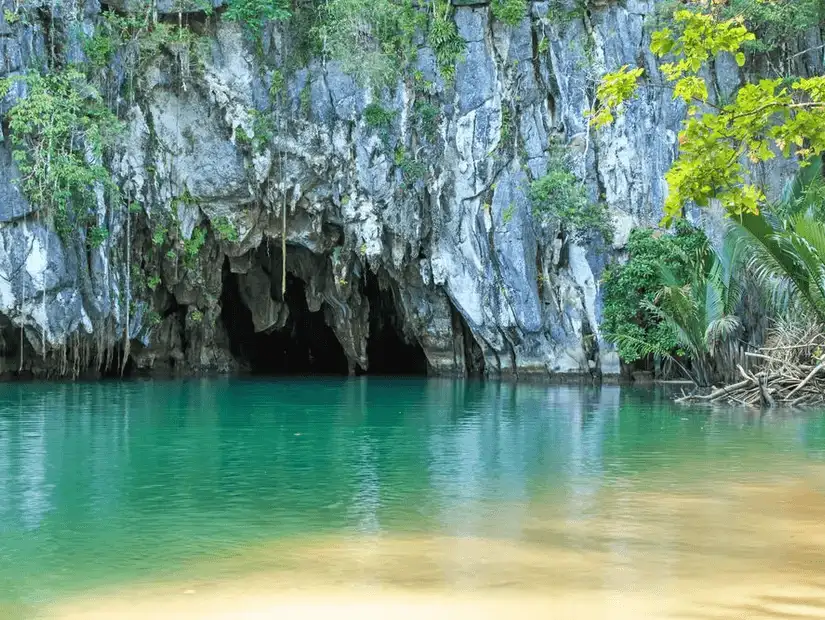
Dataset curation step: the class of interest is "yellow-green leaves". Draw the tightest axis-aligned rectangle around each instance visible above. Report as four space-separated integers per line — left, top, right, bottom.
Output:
657 10 755 83
589 65 644 129
592 5 825 225
650 28 674 56
672 76 708 103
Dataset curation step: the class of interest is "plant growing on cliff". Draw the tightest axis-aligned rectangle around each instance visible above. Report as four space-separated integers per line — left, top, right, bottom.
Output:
3 70 120 240
529 142 613 243
591 7 825 225
213 216 240 242
224 0 291 42
491 0 527 26
317 0 423 88
87 225 110 249
428 0 464 81
364 103 396 129
394 147 426 186
415 100 440 139
84 7 209 94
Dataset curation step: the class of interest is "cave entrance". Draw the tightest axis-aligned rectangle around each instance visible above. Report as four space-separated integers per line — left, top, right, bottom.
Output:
220 265 349 375
220 259 428 376
363 272 428 376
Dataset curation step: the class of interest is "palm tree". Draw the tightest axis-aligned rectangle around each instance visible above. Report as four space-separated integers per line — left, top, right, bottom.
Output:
646 237 744 386
730 157 825 325
609 234 745 387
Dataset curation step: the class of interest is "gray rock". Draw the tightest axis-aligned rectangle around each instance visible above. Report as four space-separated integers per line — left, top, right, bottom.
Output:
0 0 809 379
0 144 36 222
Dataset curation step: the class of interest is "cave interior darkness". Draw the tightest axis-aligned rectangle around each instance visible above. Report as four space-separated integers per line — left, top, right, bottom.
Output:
220 264 428 376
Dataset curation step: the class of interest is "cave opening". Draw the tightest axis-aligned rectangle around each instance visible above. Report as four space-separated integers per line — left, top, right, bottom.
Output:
219 257 429 377
220 264 350 375
362 272 428 376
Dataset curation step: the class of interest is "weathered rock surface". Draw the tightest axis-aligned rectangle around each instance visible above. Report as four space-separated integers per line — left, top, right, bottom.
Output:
0 0 816 378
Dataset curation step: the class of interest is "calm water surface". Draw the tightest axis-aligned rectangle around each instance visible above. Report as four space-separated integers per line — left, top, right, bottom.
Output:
2 378 825 619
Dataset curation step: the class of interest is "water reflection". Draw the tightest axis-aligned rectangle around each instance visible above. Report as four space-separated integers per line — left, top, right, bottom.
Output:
0 379 823 615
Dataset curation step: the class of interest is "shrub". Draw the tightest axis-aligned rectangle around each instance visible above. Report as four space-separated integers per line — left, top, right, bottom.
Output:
491 0 527 26
4 70 120 242
428 0 464 81
529 143 613 243
601 222 708 364
224 0 291 36
213 216 239 242
317 0 423 87
364 103 396 129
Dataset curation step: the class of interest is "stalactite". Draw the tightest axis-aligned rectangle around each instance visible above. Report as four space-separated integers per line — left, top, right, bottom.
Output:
122 197 132 376
41 223 48 360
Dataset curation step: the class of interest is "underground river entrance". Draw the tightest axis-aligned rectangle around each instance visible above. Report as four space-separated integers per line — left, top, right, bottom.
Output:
220 264 428 376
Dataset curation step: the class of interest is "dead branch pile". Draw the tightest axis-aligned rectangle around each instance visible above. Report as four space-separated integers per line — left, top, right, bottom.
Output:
677 322 825 407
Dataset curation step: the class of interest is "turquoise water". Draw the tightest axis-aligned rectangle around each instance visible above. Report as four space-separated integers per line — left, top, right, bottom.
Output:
2 378 825 617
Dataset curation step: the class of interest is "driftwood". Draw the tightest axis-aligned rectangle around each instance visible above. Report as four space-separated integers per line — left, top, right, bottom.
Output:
676 323 825 407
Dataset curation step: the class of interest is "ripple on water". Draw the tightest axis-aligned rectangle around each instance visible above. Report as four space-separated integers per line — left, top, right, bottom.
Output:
0 380 824 618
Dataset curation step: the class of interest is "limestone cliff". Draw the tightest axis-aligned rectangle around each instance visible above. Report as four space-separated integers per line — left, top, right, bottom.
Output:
0 0 819 378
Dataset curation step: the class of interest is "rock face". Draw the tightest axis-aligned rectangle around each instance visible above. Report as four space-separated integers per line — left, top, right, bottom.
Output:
0 0 819 379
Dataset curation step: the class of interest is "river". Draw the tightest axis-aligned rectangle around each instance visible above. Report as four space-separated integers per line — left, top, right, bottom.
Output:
1 378 825 619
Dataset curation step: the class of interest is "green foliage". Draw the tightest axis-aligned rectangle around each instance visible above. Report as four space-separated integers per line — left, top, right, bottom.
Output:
428 0 464 81
147 275 162 291
649 10 754 81
235 126 251 146
775 155 825 221
546 0 586 26
589 65 645 128
87 225 110 249
317 0 423 88
529 143 614 243
190 309 204 323
364 103 396 129
502 202 515 224
151 225 168 247
5 70 120 241
3 9 19 24
224 0 291 38
719 0 822 55
731 159 825 324
394 148 426 186
83 30 116 68
601 223 709 366
250 110 276 152
415 100 440 139
299 79 311 116
593 8 825 225
85 9 208 89
183 227 207 268
491 0 527 26
269 69 285 100
213 216 239 242
500 105 514 148
145 310 162 326
652 240 744 386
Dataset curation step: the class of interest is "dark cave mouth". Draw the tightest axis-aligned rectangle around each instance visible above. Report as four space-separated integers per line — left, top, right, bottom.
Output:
219 264 428 376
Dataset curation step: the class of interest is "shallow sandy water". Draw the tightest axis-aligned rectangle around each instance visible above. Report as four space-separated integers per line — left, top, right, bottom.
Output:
44 472 825 620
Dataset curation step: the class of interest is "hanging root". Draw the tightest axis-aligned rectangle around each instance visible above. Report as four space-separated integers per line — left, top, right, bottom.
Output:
676 320 825 407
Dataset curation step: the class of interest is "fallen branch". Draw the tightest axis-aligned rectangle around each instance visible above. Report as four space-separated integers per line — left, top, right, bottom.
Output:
786 363 824 400
677 324 824 407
